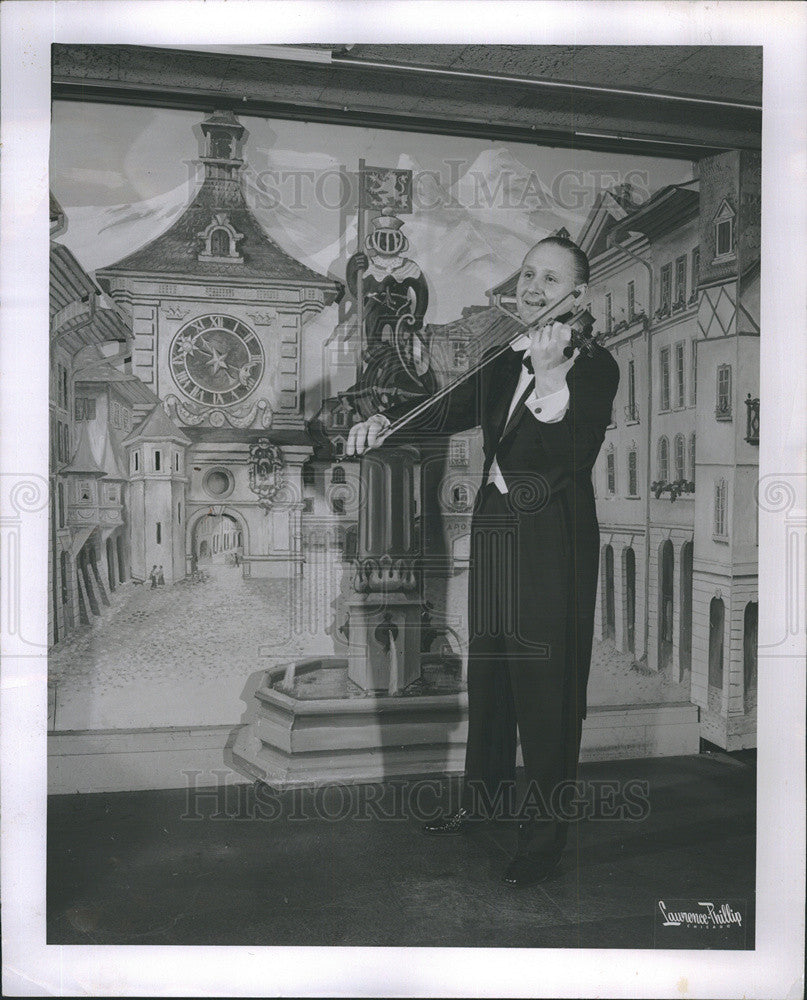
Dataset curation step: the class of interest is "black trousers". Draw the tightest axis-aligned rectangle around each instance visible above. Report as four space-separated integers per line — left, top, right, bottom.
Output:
461 482 587 857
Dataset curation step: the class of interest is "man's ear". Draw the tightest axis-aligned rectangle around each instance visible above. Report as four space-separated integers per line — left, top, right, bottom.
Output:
574 282 589 299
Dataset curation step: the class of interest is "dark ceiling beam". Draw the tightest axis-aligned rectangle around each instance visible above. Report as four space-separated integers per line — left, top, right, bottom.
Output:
52 81 729 161
51 44 761 160
329 52 762 112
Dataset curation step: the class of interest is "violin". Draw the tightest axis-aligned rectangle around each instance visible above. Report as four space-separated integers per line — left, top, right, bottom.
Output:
373 288 598 446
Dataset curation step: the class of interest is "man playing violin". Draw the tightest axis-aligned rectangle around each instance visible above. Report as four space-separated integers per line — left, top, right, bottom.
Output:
347 236 619 887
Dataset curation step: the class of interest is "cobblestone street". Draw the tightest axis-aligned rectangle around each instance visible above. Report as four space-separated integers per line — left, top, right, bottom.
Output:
50 550 685 734
49 560 350 731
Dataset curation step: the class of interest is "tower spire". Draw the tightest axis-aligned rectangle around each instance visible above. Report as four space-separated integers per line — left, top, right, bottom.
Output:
197 109 247 206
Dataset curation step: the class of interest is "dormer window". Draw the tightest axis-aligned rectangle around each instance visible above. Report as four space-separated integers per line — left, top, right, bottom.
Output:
197 212 244 263
713 200 736 262
211 229 229 257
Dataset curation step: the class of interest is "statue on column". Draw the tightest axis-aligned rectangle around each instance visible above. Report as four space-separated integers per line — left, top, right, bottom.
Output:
344 208 437 419
340 205 433 694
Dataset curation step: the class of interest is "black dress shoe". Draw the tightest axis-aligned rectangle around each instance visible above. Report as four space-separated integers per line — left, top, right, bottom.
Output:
421 808 476 836
502 851 562 887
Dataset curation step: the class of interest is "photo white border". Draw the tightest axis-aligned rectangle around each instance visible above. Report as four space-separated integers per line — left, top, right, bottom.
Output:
2 2 805 997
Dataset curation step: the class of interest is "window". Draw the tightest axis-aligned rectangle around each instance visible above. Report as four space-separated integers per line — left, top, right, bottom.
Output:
61 423 70 463
333 439 345 457
689 433 696 481
657 436 669 482
628 448 638 497
716 364 732 420
331 465 346 484
175 453 180 472
627 280 635 318
111 401 120 428
452 340 469 369
75 397 96 421
450 439 469 467
714 479 728 539
451 484 470 509
606 450 616 495
716 219 732 257
134 450 140 472
674 255 687 307
198 215 244 263
626 360 638 421
714 201 736 260
690 338 698 406
211 228 230 257
156 522 162 544
690 247 700 300
58 482 65 528
675 342 685 408
659 346 671 411
659 263 672 315
674 434 686 482
178 502 181 525
331 497 345 515
604 292 612 334
154 450 162 471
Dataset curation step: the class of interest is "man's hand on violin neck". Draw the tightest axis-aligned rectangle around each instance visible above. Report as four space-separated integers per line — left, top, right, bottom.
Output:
346 413 390 456
529 321 580 394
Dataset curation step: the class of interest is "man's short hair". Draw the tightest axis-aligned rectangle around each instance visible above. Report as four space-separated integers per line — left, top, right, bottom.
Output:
533 236 590 286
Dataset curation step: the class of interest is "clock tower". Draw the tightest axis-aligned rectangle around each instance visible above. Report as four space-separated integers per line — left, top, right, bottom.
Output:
96 110 342 579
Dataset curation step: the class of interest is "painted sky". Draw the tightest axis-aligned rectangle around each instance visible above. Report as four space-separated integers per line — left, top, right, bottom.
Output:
50 101 695 324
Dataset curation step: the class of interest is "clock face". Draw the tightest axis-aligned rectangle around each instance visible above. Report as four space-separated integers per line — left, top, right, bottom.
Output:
169 314 264 407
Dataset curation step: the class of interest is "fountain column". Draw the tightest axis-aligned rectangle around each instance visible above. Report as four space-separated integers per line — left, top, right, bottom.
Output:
347 444 422 694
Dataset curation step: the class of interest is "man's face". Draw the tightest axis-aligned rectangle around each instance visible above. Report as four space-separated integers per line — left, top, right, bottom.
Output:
515 243 581 326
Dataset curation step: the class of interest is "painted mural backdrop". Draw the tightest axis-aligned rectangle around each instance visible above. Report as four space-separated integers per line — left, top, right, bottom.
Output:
51 103 692 326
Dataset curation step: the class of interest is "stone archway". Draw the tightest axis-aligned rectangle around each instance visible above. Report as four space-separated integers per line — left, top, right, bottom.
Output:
679 541 694 681
187 506 250 580
658 540 674 671
602 544 615 639
623 546 636 654
743 601 758 713
709 597 725 689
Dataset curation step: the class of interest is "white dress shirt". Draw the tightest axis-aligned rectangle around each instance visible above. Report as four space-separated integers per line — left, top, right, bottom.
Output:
487 336 570 494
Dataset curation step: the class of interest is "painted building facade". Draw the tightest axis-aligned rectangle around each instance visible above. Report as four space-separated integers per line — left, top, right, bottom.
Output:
583 152 761 750
49 194 159 645
95 111 342 586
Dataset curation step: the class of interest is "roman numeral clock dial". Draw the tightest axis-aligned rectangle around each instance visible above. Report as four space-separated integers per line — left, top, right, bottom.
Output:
169 314 264 407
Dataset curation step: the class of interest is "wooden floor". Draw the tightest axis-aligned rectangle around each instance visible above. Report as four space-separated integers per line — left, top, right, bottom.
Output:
47 749 755 949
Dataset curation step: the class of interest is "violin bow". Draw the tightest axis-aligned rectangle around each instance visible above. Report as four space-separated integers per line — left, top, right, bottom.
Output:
374 288 595 446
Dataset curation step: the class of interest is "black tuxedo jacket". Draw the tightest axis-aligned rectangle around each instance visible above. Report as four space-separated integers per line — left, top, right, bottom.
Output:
385 341 619 718
386 341 619 506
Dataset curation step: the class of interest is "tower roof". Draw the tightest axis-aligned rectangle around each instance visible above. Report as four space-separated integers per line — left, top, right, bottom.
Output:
97 113 340 292
61 424 105 476
123 403 192 447
97 432 127 480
